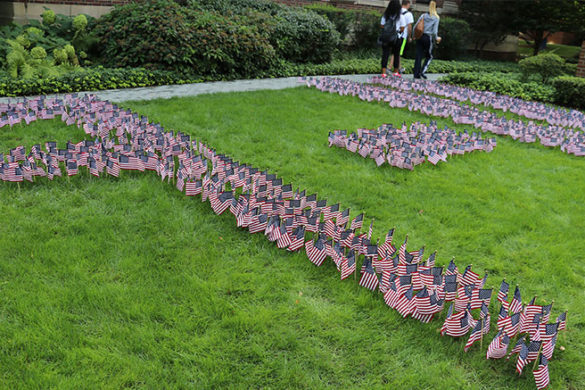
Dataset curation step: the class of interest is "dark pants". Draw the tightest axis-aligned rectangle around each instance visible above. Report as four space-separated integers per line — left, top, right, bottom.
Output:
381 38 403 71
414 34 433 78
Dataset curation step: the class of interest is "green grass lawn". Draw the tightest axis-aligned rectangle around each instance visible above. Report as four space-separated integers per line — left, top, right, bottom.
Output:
518 42 581 61
1 87 584 388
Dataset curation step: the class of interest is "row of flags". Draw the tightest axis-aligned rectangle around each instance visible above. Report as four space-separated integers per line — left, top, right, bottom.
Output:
372 75 585 132
0 94 568 389
301 77 585 158
328 121 496 169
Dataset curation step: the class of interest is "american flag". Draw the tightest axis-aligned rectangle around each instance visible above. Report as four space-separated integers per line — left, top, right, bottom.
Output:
516 342 529 374
358 258 379 291
305 235 328 266
464 317 489 352
533 355 550 389
340 250 356 280
395 285 415 318
185 180 202 196
542 333 556 360
486 330 510 359
350 213 363 230
497 279 509 302
556 311 567 331
509 286 523 314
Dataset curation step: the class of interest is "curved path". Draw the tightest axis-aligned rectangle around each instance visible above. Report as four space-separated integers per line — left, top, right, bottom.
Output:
0 73 445 103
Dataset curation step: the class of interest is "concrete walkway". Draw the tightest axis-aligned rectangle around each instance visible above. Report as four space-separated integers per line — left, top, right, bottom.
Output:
0 73 446 103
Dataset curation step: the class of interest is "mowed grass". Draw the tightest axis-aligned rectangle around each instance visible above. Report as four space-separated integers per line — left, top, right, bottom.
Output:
0 87 584 389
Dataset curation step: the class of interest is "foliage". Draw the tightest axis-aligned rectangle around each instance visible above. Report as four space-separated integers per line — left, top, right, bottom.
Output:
41 9 56 26
191 0 283 15
442 71 555 102
0 67 198 96
94 0 277 77
516 0 584 56
518 53 565 83
306 4 381 50
434 17 471 60
0 89 584 389
305 4 362 47
458 0 517 57
193 0 340 63
552 75 585 110
272 7 340 63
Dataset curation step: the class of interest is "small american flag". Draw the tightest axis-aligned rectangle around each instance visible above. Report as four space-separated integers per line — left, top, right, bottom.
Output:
486 330 510 359
340 250 356 280
515 342 529 374
533 355 550 390
358 258 379 291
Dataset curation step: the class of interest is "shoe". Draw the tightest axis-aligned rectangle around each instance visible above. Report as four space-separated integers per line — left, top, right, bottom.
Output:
392 72 401 77
421 74 427 80
381 73 387 78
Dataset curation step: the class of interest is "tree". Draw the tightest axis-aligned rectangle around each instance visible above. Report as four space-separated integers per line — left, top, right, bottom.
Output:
516 0 583 55
458 0 517 58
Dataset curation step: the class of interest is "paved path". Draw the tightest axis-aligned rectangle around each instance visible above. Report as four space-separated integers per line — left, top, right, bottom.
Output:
0 73 446 103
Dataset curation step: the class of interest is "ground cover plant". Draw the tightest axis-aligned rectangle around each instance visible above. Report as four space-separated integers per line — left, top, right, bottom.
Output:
0 88 584 388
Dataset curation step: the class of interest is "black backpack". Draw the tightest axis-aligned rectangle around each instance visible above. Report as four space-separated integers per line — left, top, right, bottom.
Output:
379 15 398 45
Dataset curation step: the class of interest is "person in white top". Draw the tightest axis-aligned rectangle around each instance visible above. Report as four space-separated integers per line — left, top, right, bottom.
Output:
380 0 406 77
390 0 414 75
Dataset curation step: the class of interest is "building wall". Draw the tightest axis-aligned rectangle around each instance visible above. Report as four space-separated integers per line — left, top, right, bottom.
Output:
577 41 585 78
0 1 114 25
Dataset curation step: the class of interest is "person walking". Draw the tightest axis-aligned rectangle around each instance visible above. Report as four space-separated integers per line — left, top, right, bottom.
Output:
413 0 441 80
390 0 414 75
380 0 406 78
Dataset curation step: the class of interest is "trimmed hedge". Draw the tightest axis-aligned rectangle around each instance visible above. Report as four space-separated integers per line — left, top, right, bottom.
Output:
305 4 380 49
272 8 340 64
552 76 585 110
519 53 566 83
0 67 198 97
94 1 278 77
442 72 555 103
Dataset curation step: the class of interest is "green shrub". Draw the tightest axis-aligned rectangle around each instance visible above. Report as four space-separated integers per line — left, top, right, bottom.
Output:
30 46 47 60
552 76 585 110
194 0 339 63
272 7 340 63
435 17 471 60
191 0 283 15
72 14 88 32
0 67 199 97
95 0 277 77
305 4 354 45
306 4 380 50
42 9 56 26
442 72 555 103
519 53 565 83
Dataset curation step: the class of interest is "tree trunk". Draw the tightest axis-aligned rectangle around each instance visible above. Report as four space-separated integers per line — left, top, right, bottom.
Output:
532 30 544 56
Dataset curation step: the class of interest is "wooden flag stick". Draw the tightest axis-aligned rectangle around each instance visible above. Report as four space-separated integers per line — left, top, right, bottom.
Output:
480 318 484 350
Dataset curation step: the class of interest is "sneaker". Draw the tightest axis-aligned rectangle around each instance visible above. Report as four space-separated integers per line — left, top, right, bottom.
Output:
421 74 428 80
392 72 401 77
381 73 387 78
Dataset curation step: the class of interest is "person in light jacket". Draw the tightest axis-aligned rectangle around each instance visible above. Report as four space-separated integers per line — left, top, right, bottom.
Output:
413 0 442 79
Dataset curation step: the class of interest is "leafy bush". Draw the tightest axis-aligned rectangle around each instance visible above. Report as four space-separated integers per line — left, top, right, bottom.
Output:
305 4 355 45
305 4 380 50
442 72 555 102
435 17 471 60
94 0 277 77
192 0 339 63
0 67 199 97
272 7 340 63
552 76 585 110
191 0 283 15
519 53 565 83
